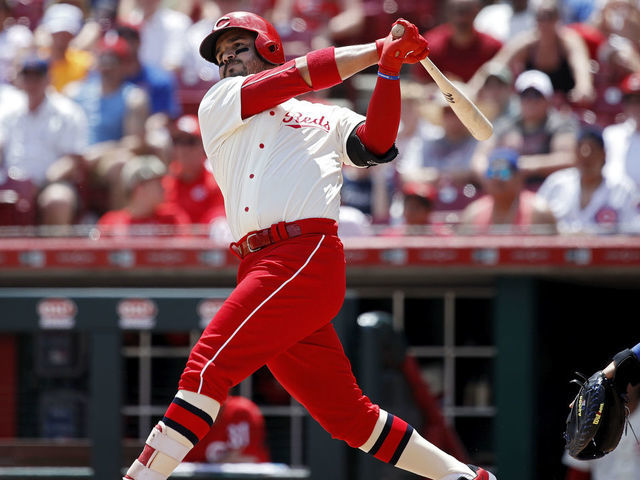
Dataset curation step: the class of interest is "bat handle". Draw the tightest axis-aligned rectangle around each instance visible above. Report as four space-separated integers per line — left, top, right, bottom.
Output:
391 24 405 39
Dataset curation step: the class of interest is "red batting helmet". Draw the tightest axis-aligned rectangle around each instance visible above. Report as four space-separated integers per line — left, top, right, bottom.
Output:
199 11 285 66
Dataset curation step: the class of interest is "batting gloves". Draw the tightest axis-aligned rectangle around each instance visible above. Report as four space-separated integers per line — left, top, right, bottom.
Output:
376 19 429 79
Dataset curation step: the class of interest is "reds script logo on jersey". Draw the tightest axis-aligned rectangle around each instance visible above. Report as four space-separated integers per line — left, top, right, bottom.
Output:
282 111 331 132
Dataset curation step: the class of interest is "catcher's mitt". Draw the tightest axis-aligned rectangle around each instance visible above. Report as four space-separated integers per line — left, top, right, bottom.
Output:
564 371 628 459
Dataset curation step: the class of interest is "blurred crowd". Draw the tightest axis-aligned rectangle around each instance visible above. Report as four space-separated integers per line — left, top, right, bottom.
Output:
2 0 640 238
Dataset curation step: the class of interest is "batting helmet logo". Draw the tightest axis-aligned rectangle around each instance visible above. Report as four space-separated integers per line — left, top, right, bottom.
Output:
215 17 232 29
199 11 285 66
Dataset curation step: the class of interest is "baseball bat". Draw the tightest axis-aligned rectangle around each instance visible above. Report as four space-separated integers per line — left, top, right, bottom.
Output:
391 24 493 141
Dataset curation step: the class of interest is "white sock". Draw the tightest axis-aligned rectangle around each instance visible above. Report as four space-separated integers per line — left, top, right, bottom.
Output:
125 390 220 480
360 409 475 480
395 431 475 480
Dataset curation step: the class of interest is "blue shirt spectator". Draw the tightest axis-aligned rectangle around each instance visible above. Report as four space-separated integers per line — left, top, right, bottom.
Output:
117 24 181 119
67 34 149 145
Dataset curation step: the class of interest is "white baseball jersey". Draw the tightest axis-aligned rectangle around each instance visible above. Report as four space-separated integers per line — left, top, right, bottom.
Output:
198 75 366 241
537 167 640 234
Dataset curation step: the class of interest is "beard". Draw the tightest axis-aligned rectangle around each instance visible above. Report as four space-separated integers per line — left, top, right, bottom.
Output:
222 60 248 78
221 58 270 79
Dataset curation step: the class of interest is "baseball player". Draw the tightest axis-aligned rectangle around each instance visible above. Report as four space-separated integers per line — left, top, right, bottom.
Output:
124 12 496 480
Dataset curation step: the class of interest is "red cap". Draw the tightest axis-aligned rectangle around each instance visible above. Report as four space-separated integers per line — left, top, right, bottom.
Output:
402 182 437 202
620 72 640 95
97 32 131 59
174 115 201 138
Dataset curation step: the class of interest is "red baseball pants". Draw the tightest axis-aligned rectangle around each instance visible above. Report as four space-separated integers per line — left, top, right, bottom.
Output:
179 218 379 448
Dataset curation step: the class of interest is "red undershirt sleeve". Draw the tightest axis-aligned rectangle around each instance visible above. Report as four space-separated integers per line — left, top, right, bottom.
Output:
356 76 401 156
240 60 312 119
240 48 344 119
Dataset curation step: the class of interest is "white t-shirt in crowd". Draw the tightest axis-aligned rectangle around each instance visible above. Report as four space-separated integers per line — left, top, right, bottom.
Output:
0 91 88 186
537 167 640 234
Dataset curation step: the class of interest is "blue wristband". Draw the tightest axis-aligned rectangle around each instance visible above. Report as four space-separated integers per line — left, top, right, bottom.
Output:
632 342 640 360
377 70 400 81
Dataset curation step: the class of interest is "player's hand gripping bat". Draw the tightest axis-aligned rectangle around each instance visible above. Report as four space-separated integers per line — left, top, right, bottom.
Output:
391 24 493 141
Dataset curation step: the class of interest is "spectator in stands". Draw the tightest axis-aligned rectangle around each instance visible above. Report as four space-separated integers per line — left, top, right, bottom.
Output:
401 182 436 231
163 115 224 226
561 383 640 480
397 83 480 212
537 128 640 234
0 0 33 84
472 70 578 190
415 0 501 83
115 23 181 119
98 154 189 235
474 62 519 132
459 148 556 234
120 0 192 73
384 182 446 236
0 57 89 227
350 0 438 45
592 0 640 49
38 2 93 92
180 0 222 85
570 23 639 127
341 165 374 216
184 395 270 464
470 0 594 105
396 81 431 155
473 0 535 43
0 57 88 189
67 33 149 145
603 71 640 188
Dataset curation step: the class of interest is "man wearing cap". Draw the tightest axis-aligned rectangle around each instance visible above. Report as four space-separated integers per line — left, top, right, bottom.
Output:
603 71 640 189
385 181 438 235
124 10 497 480
472 69 578 190
67 33 149 145
162 114 225 225
538 128 640 234
0 56 88 227
459 147 556 233
38 2 93 92
0 57 87 188
97 154 189 234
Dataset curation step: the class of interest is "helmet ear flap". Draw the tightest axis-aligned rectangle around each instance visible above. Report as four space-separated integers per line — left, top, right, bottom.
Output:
254 36 282 64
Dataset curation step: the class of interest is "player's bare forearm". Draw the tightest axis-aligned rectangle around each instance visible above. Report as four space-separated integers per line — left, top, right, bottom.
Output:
335 43 379 79
295 43 378 87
